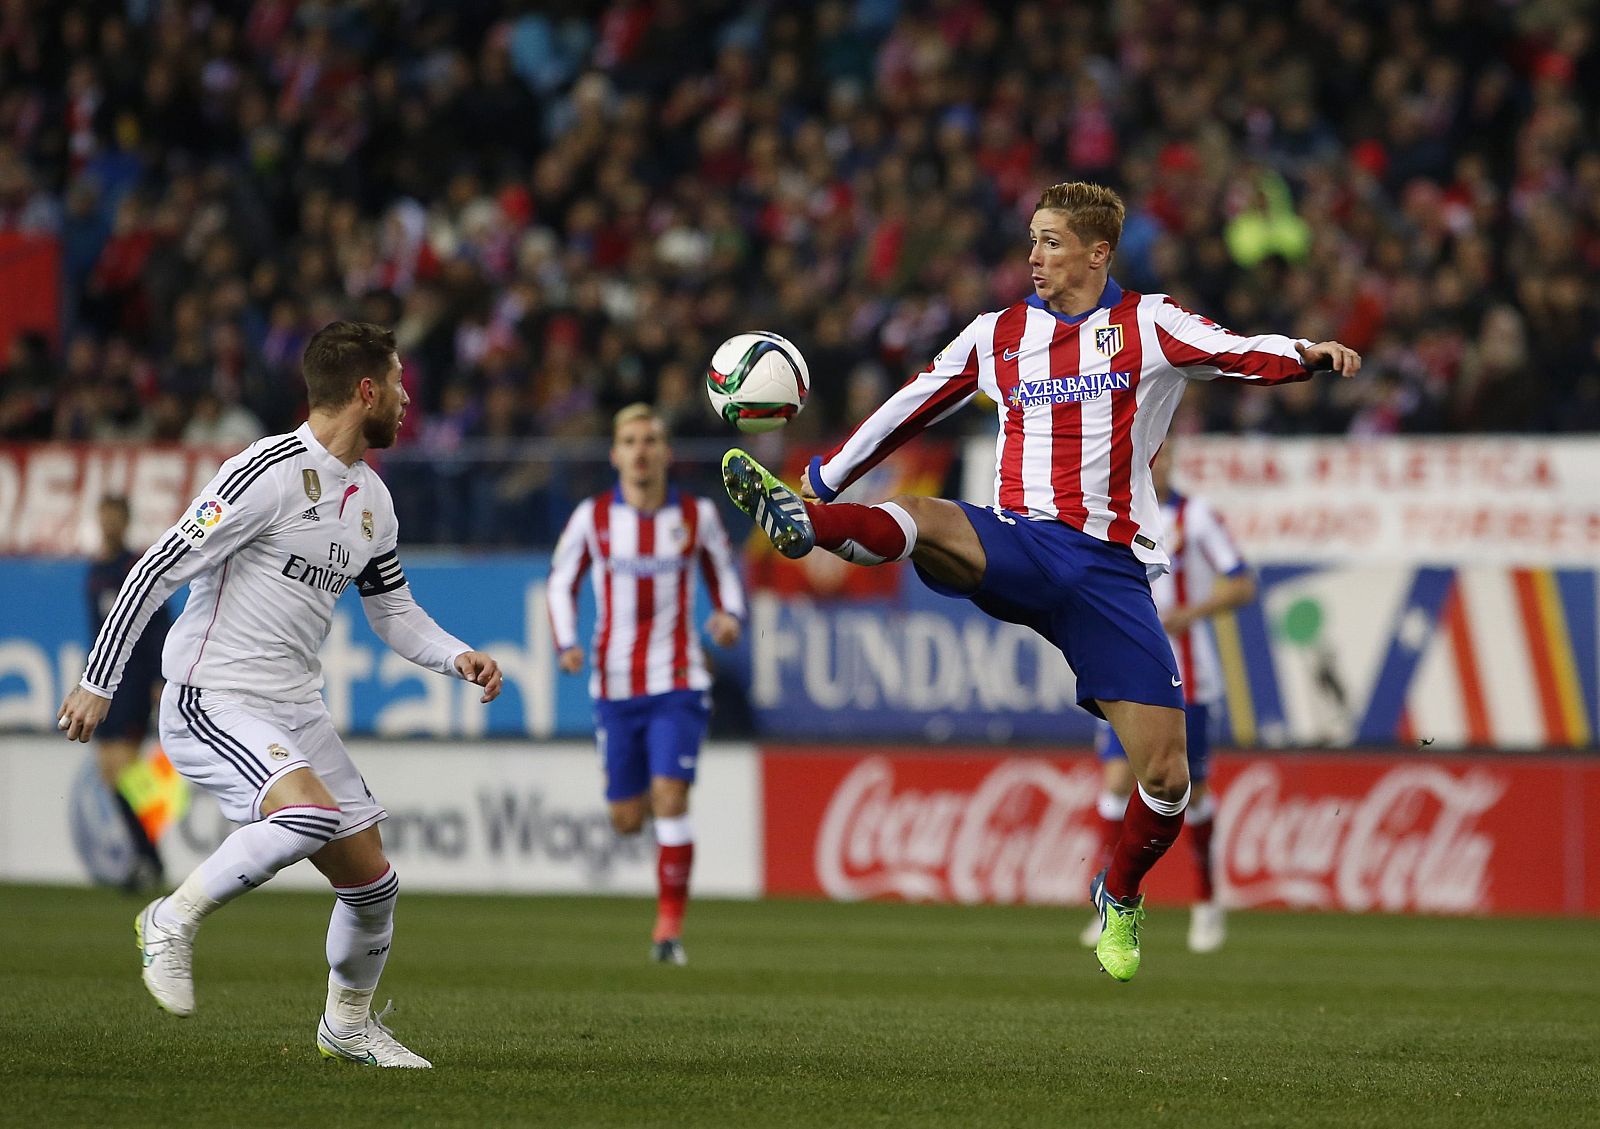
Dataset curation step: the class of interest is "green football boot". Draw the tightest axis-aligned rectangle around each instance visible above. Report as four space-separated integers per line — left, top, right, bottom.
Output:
1090 868 1147 982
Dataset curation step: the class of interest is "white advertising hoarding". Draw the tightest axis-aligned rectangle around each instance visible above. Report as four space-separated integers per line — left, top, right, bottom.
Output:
963 435 1600 564
0 740 763 898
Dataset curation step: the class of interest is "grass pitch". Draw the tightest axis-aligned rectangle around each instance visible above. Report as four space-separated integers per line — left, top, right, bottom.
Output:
5 884 1595 1128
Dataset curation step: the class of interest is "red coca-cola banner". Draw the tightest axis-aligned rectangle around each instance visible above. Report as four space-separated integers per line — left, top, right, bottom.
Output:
761 748 1600 916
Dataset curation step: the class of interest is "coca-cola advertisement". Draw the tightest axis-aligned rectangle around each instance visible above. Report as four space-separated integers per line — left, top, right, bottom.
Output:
762 749 1600 916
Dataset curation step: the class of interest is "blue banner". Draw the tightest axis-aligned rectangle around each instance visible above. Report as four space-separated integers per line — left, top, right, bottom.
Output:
743 584 1099 742
0 555 1104 743
0 555 600 738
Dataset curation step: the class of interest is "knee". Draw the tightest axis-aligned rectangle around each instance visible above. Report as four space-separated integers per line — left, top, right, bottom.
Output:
336 867 399 922
1139 736 1191 803
611 809 646 836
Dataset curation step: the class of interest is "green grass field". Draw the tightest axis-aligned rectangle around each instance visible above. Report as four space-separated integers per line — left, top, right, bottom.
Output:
5 884 1596 1129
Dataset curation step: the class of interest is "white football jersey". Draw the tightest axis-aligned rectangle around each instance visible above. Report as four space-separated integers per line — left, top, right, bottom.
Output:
83 423 461 704
1153 491 1246 706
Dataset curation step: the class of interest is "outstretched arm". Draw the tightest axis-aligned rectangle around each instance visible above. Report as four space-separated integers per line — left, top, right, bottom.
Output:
1153 297 1361 385
805 320 983 502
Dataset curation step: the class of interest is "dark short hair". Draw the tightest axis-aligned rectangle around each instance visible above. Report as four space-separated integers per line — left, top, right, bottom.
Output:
302 321 397 410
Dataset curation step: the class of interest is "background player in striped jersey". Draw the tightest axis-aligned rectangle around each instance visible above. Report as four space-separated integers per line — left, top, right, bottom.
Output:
548 403 745 965
724 181 1359 982
57 321 503 1067
1081 443 1256 954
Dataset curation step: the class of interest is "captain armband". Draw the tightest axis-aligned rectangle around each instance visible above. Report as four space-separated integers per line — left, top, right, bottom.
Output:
355 549 406 596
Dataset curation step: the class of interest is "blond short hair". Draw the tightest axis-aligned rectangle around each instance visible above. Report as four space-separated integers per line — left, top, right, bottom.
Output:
612 402 664 437
1034 182 1125 250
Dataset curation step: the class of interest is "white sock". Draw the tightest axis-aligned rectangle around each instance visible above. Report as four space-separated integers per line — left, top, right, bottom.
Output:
875 502 918 561
154 804 342 934
1136 781 1192 818
325 865 399 1011
1097 791 1130 820
654 814 694 847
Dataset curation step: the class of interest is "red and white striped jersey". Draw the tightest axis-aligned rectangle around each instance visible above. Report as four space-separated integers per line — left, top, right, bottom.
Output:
811 281 1312 568
1154 491 1247 706
547 488 746 701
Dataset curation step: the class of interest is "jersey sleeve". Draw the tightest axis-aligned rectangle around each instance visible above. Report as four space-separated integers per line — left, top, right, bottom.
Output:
352 475 405 597
696 498 746 620
810 318 982 500
546 499 594 653
1188 498 1247 576
1152 297 1313 386
360 584 472 676
80 455 284 696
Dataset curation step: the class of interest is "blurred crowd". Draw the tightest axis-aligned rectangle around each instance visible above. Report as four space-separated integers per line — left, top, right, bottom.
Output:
2 0 1599 463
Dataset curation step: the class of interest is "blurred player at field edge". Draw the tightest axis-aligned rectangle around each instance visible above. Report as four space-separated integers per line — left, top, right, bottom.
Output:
1081 444 1255 954
549 404 745 966
724 181 1359 981
87 494 172 892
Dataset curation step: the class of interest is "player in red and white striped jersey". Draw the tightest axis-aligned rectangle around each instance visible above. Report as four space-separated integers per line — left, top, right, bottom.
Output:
549 404 745 965
723 181 1359 981
1085 444 1256 954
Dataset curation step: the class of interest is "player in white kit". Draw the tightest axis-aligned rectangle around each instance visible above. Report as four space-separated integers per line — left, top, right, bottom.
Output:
57 322 503 1068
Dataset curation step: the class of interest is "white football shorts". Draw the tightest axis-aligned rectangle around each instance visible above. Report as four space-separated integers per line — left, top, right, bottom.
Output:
158 683 385 838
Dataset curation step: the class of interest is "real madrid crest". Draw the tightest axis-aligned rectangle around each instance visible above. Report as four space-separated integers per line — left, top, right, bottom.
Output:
361 509 374 540
266 743 290 761
302 469 322 503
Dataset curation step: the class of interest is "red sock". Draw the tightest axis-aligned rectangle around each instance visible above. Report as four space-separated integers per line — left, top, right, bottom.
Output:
654 842 693 943
1105 788 1186 902
1095 811 1123 873
1188 812 1216 902
805 501 909 559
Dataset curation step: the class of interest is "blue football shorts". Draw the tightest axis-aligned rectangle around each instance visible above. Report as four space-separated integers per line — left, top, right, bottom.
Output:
916 502 1184 718
593 689 711 802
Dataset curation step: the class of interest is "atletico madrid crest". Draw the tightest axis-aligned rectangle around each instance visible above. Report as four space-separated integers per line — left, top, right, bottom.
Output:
1094 324 1124 357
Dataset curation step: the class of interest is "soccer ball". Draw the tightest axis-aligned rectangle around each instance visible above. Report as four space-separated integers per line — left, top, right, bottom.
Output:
705 331 810 433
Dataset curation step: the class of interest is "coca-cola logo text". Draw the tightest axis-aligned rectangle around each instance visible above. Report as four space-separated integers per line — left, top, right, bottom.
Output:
815 758 1102 904
1217 763 1505 913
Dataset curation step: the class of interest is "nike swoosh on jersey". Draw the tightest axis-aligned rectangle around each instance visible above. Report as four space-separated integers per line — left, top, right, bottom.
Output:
1002 347 1022 361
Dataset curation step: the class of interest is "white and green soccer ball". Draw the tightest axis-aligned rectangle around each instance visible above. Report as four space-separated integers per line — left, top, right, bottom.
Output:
705 331 810 434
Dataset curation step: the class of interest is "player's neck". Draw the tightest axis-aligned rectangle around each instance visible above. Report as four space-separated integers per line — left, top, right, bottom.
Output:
621 479 668 512
1048 271 1110 319
307 410 367 467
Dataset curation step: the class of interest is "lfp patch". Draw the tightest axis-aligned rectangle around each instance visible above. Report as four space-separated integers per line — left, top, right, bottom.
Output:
178 495 228 545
